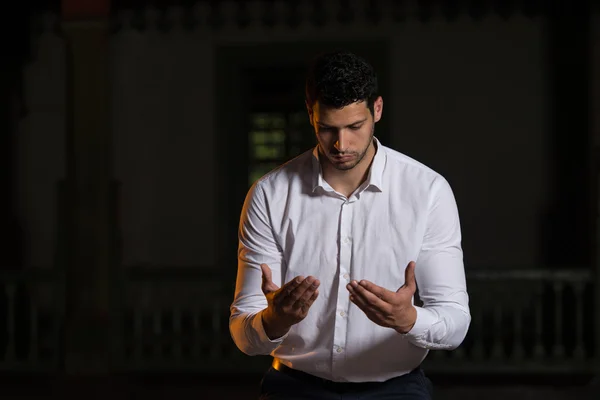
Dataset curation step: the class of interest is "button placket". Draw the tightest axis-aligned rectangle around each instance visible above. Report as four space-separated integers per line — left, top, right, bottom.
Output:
332 201 353 377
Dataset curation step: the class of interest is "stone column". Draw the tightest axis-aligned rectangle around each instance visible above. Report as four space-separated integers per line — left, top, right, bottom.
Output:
0 5 28 271
543 4 592 269
60 0 114 374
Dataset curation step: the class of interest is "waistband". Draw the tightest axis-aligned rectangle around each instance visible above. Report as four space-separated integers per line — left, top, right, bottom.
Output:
271 359 421 392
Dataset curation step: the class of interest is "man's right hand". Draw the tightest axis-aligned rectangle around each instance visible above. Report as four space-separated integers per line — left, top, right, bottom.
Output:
260 263 320 340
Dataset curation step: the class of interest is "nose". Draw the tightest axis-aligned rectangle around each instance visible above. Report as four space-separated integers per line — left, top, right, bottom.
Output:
334 131 348 152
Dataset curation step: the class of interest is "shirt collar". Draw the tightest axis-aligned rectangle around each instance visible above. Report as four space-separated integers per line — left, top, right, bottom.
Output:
311 137 386 193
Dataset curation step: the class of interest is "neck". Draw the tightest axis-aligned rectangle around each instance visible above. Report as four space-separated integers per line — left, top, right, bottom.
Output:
321 140 376 198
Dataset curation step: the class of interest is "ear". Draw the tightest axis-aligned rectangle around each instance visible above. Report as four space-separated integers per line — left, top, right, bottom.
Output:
373 96 383 123
305 101 314 125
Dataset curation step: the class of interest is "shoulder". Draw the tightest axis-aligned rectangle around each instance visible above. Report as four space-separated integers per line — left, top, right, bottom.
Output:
378 143 456 210
251 148 314 195
381 144 448 185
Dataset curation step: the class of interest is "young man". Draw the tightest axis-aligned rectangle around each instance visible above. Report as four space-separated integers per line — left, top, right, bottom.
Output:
230 51 471 399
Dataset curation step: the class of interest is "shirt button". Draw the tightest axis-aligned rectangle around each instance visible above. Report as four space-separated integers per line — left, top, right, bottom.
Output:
343 273 349 280
340 311 346 317
336 346 343 353
343 237 351 244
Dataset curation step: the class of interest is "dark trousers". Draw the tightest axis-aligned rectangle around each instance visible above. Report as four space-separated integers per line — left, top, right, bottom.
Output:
259 365 433 400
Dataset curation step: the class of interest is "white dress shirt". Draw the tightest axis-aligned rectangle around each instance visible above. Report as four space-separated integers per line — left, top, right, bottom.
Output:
229 138 471 383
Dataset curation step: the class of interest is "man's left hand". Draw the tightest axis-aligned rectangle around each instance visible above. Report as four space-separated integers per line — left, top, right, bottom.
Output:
346 261 418 334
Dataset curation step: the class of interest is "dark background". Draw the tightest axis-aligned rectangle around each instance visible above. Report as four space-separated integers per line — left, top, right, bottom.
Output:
1 0 599 399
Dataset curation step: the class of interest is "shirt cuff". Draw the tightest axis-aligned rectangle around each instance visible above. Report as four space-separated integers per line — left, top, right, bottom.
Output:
251 309 288 349
403 306 437 342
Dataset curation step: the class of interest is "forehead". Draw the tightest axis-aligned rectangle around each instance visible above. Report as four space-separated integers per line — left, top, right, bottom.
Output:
313 101 370 125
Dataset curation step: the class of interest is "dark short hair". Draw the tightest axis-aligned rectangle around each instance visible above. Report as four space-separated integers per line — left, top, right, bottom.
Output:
305 51 379 114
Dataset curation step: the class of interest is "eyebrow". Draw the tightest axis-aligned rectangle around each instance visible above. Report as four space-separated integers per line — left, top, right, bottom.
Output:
317 118 368 129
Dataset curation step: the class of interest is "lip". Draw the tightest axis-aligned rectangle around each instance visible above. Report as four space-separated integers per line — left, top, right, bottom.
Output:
333 155 354 162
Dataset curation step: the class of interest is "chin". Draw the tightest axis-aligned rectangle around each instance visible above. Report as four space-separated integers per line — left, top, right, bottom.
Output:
331 160 359 171
334 165 356 171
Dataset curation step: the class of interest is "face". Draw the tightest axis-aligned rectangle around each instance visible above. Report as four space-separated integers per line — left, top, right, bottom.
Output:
308 97 383 171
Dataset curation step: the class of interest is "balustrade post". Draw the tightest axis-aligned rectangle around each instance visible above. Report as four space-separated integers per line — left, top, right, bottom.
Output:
552 281 565 359
573 281 585 361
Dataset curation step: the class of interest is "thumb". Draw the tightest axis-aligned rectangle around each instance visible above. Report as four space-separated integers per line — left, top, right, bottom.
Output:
399 261 417 294
260 263 279 293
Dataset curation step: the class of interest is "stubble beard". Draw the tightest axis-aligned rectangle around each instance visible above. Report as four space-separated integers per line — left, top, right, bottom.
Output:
328 126 375 171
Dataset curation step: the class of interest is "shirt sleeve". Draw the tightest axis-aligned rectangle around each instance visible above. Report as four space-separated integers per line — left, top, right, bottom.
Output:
404 176 471 350
229 181 288 356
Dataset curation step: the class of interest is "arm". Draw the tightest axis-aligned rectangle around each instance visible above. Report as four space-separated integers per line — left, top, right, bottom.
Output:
404 176 471 350
229 182 286 356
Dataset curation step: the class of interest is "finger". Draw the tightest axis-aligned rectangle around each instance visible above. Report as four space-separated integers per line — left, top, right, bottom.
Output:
297 278 320 304
289 277 319 309
399 261 417 294
349 291 386 322
356 280 394 303
301 289 319 314
260 263 279 293
347 281 392 314
273 276 304 306
281 276 314 308
283 275 305 290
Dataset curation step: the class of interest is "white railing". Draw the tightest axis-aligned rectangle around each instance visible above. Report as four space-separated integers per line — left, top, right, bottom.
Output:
115 267 597 375
423 269 594 374
0 269 64 371
113 267 266 373
0 266 593 374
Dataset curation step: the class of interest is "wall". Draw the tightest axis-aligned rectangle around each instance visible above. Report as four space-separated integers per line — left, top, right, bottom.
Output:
17 13 66 269
111 11 215 267
390 15 548 267
14 2 564 270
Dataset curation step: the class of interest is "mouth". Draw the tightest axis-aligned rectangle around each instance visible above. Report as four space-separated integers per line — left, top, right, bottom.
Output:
332 154 355 162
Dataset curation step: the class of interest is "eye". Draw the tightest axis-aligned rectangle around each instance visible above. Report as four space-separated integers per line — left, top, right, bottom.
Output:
349 125 362 131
